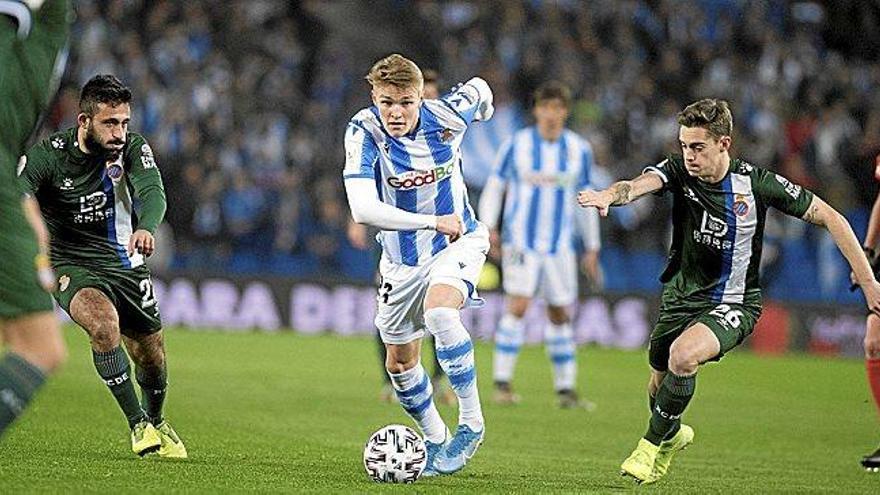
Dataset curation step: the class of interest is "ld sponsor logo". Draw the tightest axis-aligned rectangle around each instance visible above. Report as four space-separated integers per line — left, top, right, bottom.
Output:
699 211 728 237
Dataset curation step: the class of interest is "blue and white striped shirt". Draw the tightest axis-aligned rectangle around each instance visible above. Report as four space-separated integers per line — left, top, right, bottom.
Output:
343 78 492 266
488 127 595 255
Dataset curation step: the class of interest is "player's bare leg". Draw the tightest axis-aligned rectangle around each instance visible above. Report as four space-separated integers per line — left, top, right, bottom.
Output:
385 338 449 476
862 314 880 471
123 331 186 458
70 288 158 455
0 312 65 438
426 283 484 474
547 305 593 410
493 295 528 405
621 324 713 483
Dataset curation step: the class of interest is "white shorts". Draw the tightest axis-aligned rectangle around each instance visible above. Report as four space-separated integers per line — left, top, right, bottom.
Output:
374 225 489 345
501 246 577 306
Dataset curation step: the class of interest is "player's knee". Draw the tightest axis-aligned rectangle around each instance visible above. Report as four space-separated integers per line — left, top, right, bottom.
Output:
865 336 880 359
384 355 419 374
40 342 67 374
424 307 460 336
11 341 66 375
88 320 121 351
668 343 700 376
547 306 569 325
506 297 529 318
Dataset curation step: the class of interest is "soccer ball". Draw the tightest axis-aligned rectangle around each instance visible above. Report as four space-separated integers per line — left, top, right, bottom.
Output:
363 424 427 483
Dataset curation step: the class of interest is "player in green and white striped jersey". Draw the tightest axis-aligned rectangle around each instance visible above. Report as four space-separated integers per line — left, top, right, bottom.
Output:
579 98 880 484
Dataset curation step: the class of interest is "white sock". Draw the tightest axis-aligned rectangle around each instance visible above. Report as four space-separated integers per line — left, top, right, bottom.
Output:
493 312 524 384
388 363 447 444
426 307 484 431
546 322 576 391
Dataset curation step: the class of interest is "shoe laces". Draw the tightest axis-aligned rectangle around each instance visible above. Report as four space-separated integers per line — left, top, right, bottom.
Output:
132 420 148 436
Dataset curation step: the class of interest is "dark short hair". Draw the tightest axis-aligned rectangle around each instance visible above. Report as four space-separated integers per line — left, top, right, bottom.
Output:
677 99 733 140
422 69 440 86
79 74 132 116
534 81 571 107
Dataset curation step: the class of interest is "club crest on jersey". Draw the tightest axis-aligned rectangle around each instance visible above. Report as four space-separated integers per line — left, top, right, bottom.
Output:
387 163 455 190
732 194 750 217
51 137 65 149
440 128 454 142
60 177 74 190
106 162 124 180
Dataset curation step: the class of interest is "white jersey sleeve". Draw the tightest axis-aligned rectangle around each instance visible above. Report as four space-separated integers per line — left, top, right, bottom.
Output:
478 137 515 230
435 77 494 130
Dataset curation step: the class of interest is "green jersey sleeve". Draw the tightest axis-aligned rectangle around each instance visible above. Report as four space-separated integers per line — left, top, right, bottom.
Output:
18 138 54 195
0 0 69 172
643 155 684 195
125 133 166 234
754 168 814 218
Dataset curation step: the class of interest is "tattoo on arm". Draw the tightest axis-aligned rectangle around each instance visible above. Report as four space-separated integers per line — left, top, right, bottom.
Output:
610 182 632 206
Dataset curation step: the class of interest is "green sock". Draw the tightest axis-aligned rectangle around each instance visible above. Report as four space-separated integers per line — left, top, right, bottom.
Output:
645 373 695 445
136 365 167 425
0 353 46 438
93 347 144 428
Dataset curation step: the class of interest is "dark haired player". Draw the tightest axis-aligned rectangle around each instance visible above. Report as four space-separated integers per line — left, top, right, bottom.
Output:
19 74 186 457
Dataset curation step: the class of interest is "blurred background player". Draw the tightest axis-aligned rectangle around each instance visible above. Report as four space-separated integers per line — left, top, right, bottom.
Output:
19 74 186 458
0 0 69 440
479 81 602 409
343 54 493 475
349 69 455 406
579 98 880 484
856 152 880 471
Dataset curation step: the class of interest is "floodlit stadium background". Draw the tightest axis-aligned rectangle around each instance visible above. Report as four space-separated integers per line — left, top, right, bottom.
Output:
44 1 880 356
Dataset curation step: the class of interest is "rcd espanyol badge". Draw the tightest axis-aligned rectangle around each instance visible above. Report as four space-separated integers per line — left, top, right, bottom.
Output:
106 156 124 182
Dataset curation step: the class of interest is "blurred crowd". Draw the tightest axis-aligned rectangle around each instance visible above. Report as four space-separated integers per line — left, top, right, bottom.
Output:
43 0 880 300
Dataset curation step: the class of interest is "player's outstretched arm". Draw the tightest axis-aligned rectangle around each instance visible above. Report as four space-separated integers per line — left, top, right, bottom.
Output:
577 172 663 216
802 195 880 314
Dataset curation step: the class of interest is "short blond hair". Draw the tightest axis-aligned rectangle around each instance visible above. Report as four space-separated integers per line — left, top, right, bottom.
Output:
365 53 423 91
677 99 733 140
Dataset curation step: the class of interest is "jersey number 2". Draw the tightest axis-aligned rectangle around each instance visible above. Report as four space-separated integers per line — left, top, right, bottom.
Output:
139 279 157 309
379 280 393 304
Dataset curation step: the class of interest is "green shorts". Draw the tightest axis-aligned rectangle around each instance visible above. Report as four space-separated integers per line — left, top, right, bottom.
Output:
0 197 54 319
54 263 162 336
648 302 761 372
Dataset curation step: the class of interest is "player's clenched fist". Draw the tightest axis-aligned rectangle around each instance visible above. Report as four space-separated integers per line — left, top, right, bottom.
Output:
577 189 613 217
128 229 155 256
436 214 463 242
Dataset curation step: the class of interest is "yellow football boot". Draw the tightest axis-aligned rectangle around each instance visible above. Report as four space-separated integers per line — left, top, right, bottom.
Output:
155 420 188 459
620 438 660 484
652 424 694 480
131 420 161 456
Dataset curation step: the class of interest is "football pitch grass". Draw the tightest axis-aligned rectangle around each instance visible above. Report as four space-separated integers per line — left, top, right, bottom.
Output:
1 326 878 493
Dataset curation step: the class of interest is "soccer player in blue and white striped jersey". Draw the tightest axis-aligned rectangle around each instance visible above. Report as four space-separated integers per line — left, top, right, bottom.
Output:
479 81 601 409
343 54 493 476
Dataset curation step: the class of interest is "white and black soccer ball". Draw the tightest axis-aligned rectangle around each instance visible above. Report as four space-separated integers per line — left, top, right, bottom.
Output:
363 424 427 483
